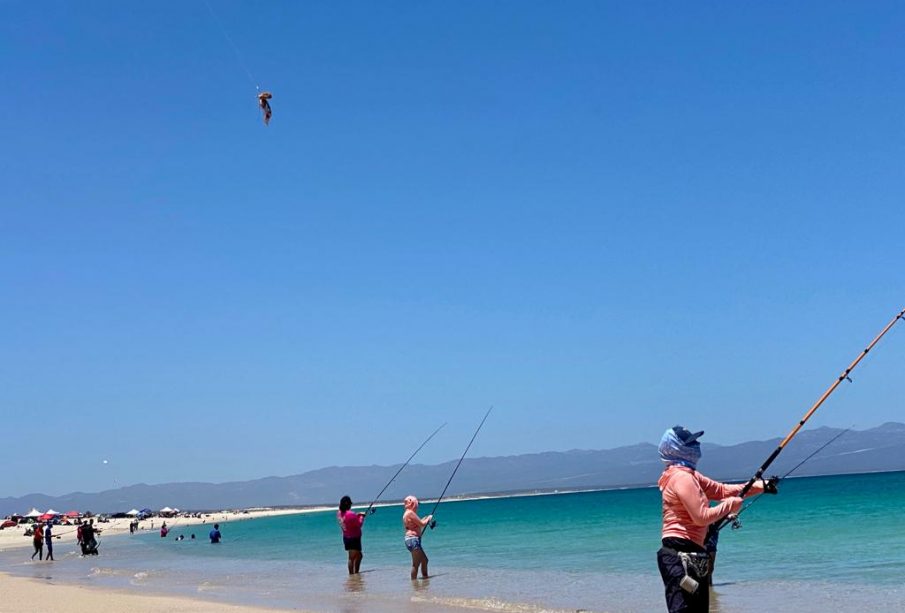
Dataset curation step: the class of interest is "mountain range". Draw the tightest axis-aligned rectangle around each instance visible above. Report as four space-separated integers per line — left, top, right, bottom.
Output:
3 422 904 517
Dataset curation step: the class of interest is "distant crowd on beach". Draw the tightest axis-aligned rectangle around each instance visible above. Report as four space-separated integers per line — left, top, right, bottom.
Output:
26 517 101 560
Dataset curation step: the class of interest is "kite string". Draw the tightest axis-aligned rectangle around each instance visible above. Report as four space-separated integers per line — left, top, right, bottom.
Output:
202 0 260 91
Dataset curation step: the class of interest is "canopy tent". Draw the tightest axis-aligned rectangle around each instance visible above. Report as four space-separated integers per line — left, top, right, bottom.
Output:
45 509 59 516
126 509 140 517
25 508 42 518
139 508 152 514
158 507 176 517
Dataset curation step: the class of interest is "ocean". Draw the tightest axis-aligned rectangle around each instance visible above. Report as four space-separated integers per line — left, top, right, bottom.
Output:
3 471 905 612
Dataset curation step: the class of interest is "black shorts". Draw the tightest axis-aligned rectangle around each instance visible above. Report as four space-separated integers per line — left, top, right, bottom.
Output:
343 536 362 552
657 538 710 613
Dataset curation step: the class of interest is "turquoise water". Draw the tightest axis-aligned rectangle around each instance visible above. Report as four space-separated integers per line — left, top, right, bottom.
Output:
4 471 905 612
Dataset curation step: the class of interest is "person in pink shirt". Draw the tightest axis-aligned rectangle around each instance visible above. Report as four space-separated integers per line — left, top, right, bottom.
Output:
337 496 366 574
402 495 433 580
656 425 777 613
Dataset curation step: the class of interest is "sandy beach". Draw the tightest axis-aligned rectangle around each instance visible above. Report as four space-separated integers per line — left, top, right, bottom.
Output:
0 507 326 553
0 509 322 612
0 572 303 613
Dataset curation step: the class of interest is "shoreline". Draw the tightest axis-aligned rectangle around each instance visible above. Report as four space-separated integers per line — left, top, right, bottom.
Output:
2 472 904 613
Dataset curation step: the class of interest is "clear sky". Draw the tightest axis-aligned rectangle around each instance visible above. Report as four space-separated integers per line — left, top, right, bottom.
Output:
2 1 903 498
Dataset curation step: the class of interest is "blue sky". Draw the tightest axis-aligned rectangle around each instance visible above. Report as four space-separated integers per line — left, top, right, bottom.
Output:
2 1 903 498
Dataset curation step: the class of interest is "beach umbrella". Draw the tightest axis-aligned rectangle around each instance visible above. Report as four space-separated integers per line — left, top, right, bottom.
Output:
64 511 80 518
38 513 54 522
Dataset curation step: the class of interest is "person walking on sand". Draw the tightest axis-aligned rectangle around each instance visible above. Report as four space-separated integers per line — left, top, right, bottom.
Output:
337 495 367 574
656 425 777 613
43 522 54 561
31 523 43 560
402 496 433 580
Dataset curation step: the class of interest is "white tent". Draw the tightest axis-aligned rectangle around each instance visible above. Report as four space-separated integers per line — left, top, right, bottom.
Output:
45 509 59 515
126 509 140 517
25 508 42 518
159 507 176 517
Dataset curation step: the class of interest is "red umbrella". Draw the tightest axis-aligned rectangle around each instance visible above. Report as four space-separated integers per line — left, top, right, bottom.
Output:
64 511 80 518
37 513 54 522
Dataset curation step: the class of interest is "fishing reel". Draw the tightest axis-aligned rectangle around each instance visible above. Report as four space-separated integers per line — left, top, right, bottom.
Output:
728 514 743 531
428 520 437 530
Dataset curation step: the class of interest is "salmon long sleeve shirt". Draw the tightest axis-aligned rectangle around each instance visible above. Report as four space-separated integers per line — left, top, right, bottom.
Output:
659 465 759 546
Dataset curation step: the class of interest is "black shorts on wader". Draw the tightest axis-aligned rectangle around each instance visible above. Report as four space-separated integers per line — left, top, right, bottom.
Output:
657 537 711 613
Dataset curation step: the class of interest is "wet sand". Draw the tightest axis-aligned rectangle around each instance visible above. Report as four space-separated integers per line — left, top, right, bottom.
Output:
0 571 302 613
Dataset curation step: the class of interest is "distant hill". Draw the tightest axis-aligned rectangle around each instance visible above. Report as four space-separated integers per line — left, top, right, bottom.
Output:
3 423 905 517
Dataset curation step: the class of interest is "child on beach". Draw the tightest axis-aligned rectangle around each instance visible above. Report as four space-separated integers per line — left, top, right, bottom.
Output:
337 496 366 574
402 496 433 580
656 425 776 613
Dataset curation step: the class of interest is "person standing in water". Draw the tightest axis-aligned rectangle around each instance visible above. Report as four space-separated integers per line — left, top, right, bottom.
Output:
31 523 43 560
337 496 367 574
402 496 433 580
209 523 221 543
81 519 98 555
43 522 54 561
656 425 777 612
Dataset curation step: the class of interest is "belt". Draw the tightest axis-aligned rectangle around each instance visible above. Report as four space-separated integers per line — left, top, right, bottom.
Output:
661 547 712 578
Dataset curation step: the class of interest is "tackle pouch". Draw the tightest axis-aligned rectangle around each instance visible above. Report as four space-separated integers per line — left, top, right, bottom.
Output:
663 547 711 593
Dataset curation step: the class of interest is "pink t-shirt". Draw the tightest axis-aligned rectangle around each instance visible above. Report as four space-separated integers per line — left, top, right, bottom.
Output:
658 465 749 546
338 511 364 538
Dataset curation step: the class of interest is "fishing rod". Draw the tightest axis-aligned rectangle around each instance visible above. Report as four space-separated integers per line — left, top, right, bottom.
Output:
365 423 446 515
425 407 493 531
726 427 851 531
717 307 905 530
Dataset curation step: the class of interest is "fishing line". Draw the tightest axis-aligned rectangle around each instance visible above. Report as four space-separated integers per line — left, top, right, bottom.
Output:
202 0 261 91
425 407 493 531
724 426 852 530
366 423 446 515
717 307 905 531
